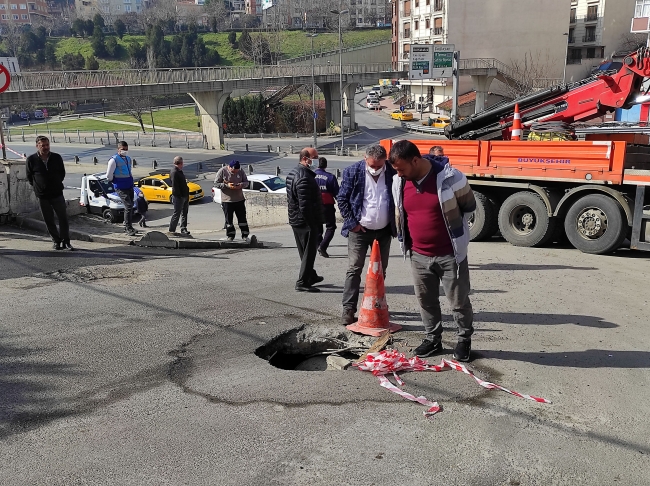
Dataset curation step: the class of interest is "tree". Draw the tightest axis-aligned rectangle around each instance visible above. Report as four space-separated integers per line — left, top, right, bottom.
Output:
114 19 126 39
1 19 25 57
61 53 85 70
119 96 152 133
228 31 236 46
85 55 100 70
204 0 228 28
209 16 218 33
84 19 95 37
71 18 86 37
105 36 119 57
127 41 147 66
500 50 560 98
44 43 57 67
241 14 259 28
238 29 252 55
618 33 646 54
91 24 107 57
93 13 105 29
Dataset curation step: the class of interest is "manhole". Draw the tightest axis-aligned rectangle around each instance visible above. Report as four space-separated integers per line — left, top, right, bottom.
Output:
254 324 374 371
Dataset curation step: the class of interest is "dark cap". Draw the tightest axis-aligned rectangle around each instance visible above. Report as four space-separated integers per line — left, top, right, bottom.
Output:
229 160 240 169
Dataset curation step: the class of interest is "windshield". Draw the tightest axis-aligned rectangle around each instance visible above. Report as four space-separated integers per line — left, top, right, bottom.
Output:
98 179 115 193
163 178 172 186
262 177 286 191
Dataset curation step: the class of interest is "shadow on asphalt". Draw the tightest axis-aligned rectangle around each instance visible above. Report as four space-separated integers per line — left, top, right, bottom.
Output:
386 285 507 296
469 263 597 271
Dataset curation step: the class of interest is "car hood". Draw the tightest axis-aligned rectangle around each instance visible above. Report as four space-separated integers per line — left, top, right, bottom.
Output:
188 181 203 191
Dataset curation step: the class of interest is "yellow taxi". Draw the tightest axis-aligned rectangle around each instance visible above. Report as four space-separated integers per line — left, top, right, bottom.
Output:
423 115 451 128
135 173 204 203
390 110 414 121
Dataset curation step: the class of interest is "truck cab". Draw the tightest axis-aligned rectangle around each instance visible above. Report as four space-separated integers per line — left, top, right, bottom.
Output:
79 173 126 223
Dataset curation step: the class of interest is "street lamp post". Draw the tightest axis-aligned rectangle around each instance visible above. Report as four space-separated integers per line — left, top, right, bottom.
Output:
563 32 569 85
307 33 318 148
331 8 349 151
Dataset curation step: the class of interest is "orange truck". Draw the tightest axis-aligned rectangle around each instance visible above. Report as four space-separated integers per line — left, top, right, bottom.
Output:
380 138 650 254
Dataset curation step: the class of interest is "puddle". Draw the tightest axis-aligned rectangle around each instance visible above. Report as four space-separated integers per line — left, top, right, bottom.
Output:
255 324 374 371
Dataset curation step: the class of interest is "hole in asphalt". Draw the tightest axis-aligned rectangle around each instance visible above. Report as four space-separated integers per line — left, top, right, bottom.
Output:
255 324 374 371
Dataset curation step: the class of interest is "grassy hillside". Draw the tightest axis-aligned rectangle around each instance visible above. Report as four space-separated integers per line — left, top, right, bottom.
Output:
45 29 391 71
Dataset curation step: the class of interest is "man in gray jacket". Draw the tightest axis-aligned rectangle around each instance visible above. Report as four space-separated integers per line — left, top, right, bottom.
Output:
214 160 250 241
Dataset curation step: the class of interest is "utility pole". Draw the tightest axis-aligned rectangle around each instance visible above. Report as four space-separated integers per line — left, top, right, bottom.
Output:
307 32 318 148
331 7 349 150
451 50 460 123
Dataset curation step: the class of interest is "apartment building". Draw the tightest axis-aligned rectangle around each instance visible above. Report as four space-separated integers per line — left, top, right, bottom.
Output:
565 0 637 82
393 0 568 111
0 0 49 24
76 0 145 20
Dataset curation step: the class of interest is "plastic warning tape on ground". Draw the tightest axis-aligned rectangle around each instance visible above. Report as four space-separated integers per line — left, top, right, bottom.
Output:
0 144 26 159
354 349 551 418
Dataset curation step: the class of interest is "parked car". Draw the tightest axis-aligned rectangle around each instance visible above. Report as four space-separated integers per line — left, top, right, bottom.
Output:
135 173 204 203
33 110 44 119
355 84 364 93
211 174 286 204
367 90 380 100
371 85 390 97
423 115 451 129
367 99 381 110
19 111 29 120
390 110 414 121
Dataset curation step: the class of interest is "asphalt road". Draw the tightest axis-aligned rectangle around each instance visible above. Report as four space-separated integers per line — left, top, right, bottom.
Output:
1 224 649 484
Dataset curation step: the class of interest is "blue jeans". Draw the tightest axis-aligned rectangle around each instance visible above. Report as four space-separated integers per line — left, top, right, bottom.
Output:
410 252 473 343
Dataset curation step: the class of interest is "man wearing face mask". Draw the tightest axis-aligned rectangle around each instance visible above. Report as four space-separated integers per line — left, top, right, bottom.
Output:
286 147 325 292
337 144 397 325
106 141 136 237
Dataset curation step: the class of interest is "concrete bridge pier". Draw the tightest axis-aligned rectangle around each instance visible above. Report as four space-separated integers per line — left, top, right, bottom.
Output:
344 83 357 130
189 91 231 150
471 75 495 114
318 82 343 129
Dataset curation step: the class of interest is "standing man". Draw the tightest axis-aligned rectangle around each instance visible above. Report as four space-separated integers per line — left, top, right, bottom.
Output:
214 160 250 241
286 148 325 293
389 140 476 362
168 156 191 237
337 144 396 325
26 136 73 250
314 156 339 258
106 141 136 237
429 146 444 156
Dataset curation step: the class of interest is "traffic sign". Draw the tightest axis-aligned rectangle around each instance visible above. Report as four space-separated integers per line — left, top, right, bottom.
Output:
0 64 10 94
430 44 455 78
400 105 405 112
313 112 318 119
409 44 433 79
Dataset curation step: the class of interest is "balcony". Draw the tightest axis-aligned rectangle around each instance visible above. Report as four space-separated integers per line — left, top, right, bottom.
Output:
567 58 582 64
433 27 443 35
569 15 576 24
586 13 598 22
568 36 575 44
402 52 410 60
434 0 443 11
403 29 411 37
583 34 597 43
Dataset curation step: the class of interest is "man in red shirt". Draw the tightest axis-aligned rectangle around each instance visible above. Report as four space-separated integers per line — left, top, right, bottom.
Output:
389 140 476 362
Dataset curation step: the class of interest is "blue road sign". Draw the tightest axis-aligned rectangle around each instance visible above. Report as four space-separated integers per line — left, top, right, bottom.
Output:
400 105 405 112
313 112 318 119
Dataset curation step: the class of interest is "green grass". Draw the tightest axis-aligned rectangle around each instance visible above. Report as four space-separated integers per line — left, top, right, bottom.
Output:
31 29 391 71
11 119 171 132
106 107 201 132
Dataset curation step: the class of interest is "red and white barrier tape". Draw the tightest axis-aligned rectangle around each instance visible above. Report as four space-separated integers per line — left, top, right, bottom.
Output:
354 349 550 418
0 144 26 159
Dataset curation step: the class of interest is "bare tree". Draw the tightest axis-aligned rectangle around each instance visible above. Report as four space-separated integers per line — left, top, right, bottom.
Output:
119 96 152 133
1 19 24 57
498 50 560 99
30 14 57 37
618 33 647 54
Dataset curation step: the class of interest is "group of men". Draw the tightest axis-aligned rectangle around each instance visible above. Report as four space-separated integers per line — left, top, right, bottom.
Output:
286 142 476 362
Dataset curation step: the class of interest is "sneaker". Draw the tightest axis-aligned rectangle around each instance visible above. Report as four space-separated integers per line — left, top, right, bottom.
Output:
310 275 324 284
62 240 75 251
414 339 443 358
242 236 249 242
295 285 320 293
180 229 191 236
126 228 137 237
453 341 472 362
167 231 180 237
341 308 356 325
138 220 143 227
318 248 330 258
141 222 148 228
52 241 61 250
226 236 235 241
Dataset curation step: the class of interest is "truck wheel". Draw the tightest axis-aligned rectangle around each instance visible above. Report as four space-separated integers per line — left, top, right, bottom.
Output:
498 191 555 247
469 191 499 241
564 194 627 254
102 208 115 224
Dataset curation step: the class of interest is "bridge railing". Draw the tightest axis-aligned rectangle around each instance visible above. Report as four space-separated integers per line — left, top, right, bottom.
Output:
6 64 398 92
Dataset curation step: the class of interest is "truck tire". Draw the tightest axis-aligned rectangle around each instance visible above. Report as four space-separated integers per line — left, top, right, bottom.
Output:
102 208 115 224
469 191 499 241
564 194 627 254
498 191 555 247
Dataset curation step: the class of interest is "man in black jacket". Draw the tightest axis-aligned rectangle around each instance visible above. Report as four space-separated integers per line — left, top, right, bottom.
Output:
286 147 325 292
26 136 73 250
167 156 191 236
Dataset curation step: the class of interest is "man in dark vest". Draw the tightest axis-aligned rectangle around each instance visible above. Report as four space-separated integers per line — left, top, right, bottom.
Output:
26 136 73 250
314 156 339 258
106 141 136 236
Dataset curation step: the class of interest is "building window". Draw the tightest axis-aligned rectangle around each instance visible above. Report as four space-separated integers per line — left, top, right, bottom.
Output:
426 0 430 4
584 26 596 42
586 47 596 58
414 20 418 30
10 4 17 9
21 13 27 18
116 5 120 9
434 16 442 35
1 14 6 18
425 18 430 29
636 0 650 17
570 8 576 23
586 5 598 21
414 0 418 7
0 5 5 9
434 0 442 11
12 13 18 18
19 3 26 8
568 28 574 43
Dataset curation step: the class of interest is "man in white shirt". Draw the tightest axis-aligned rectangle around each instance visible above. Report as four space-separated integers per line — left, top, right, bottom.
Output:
337 145 397 325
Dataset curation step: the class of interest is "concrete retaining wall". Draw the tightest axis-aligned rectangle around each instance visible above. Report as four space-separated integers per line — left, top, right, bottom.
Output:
245 192 289 228
0 160 39 215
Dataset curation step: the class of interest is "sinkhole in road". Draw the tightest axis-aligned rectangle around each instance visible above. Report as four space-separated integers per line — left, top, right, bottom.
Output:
255 324 374 371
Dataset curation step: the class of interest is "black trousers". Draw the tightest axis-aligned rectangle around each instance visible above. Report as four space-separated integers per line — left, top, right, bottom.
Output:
318 204 337 252
38 194 69 243
292 224 320 287
169 196 189 232
224 200 249 238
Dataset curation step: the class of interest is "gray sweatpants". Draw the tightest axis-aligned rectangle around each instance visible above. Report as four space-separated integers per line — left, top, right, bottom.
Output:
410 252 473 343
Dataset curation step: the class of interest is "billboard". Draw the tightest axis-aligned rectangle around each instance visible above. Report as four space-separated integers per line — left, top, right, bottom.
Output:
431 44 455 78
262 0 274 10
410 45 433 79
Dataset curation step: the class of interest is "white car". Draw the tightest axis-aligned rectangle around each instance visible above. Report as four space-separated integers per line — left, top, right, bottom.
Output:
79 173 126 223
367 90 380 99
367 99 381 110
212 173 286 204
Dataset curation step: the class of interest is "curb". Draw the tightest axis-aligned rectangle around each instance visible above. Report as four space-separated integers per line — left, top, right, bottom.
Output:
13 217 264 250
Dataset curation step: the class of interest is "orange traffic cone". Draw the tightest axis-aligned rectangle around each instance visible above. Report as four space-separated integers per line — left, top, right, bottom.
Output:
346 240 402 337
512 103 522 140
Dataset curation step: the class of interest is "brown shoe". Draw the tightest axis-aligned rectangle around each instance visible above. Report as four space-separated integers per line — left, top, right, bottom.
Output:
342 308 356 325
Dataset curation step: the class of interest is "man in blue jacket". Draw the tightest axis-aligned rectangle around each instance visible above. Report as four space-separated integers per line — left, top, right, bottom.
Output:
106 141 136 236
314 157 339 258
337 144 396 325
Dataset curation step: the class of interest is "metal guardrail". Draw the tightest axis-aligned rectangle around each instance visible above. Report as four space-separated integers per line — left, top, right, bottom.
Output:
401 122 445 135
278 41 391 65
5 63 399 92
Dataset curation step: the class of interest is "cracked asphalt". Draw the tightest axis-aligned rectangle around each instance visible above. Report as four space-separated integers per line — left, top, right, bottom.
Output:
1 224 649 485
